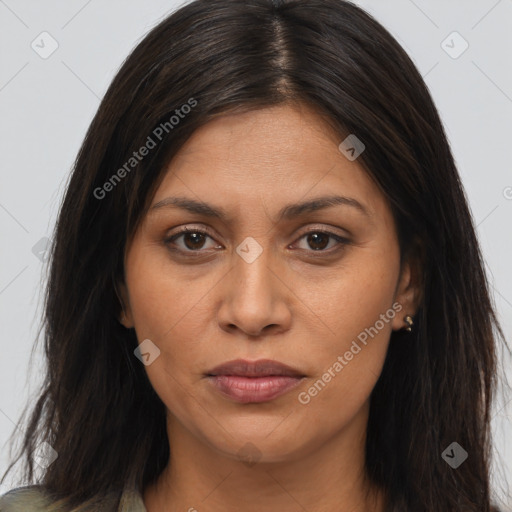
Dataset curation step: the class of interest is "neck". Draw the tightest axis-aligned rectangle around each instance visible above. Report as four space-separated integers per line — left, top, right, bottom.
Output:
144 401 386 512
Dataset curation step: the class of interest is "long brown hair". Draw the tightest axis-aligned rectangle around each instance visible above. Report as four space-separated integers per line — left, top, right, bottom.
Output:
2 0 509 510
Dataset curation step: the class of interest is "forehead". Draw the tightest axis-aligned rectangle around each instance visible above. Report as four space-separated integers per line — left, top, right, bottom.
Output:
150 103 389 226
169 103 343 177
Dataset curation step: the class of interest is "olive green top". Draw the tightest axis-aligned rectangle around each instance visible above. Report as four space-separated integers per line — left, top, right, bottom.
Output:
0 485 147 512
2 485 510 511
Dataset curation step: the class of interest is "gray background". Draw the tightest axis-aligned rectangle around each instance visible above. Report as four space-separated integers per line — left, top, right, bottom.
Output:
1 0 511 507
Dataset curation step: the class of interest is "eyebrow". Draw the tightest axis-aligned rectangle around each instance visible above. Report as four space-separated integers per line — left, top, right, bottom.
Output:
149 194 372 222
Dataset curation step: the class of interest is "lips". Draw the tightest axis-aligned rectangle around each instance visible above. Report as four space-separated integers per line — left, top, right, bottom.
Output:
205 359 306 404
206 358 305 378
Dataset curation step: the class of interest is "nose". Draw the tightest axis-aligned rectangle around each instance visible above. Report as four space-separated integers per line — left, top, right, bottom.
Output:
216 244 292 338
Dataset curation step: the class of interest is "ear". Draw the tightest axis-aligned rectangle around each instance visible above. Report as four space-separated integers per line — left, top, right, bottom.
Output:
391 239 423 332
116 280 135 329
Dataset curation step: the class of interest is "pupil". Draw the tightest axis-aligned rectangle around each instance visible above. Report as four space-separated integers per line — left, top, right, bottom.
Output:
308 233 328 250
184 232 205 250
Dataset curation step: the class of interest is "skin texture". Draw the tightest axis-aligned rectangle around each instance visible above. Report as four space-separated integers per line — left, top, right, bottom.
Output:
119 103 421 512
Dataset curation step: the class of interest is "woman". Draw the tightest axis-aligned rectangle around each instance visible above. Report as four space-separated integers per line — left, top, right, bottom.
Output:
1 0 509 510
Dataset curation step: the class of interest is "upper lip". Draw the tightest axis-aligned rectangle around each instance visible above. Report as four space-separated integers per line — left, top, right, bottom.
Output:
206 359 305 378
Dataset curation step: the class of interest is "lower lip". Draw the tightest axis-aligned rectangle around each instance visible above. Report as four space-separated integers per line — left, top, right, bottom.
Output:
206 375 304 403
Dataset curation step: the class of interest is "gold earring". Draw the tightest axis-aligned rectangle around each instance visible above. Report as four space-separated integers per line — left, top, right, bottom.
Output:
403 315 414 332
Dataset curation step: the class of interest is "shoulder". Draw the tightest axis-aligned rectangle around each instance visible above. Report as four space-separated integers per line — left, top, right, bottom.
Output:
0 485 146 512
0 486 57 511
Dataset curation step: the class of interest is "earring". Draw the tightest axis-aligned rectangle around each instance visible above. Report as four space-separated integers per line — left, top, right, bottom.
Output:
403 315 414 332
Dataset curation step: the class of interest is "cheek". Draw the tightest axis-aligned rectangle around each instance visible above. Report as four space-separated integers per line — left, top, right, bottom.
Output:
297 246 400 410
124 246 213 423
305 241 400 350
124 244 220 397
125 241 214 341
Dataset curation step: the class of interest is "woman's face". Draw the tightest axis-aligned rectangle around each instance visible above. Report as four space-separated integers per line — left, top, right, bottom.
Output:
120 102 418 464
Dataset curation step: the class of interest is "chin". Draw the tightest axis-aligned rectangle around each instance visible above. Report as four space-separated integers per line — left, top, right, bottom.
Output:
204 429 312 466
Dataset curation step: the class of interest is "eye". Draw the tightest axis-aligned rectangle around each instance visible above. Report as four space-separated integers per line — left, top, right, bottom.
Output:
164 227 220 253
164 226 350 255
292 228 350 254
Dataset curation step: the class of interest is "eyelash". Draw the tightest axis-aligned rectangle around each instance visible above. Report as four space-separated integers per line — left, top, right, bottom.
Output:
164 225 350 257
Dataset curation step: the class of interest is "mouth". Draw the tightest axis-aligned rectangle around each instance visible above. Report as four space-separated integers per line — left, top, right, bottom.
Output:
206 358 306 378
204 359 306 404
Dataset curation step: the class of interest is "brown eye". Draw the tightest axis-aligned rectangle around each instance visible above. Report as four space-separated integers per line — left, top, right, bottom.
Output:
165 228 220 253
181 232 207 250
294 230 349 253
305 232 330 251
164 226 349 257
